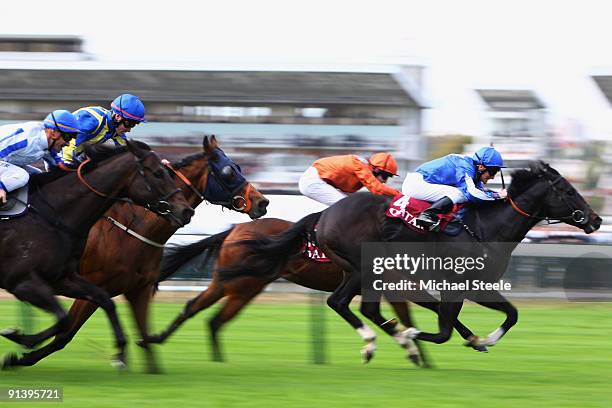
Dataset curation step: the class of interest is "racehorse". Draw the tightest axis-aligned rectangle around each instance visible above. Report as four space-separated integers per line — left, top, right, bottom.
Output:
2 135 268 372
149 218 492 366
0 140 194 369
210 162 601 353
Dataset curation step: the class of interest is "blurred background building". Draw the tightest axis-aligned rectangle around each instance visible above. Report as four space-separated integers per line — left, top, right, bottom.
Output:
0 35 426 192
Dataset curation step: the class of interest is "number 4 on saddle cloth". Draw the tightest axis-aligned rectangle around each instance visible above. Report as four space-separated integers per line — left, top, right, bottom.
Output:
386 194 466 236
0 186 28 220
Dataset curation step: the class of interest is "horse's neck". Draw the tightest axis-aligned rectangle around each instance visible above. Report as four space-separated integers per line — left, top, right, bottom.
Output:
175 160 208 208
115 159 208 243
478 182 548 245
37 156 133 235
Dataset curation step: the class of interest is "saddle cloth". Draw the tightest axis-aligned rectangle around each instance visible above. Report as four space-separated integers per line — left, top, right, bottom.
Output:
386 194 465 235
301 224 331 263
0 185 28 220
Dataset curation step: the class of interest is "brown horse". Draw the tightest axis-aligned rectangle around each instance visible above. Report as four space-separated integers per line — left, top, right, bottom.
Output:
2 135 269 372
150 217 488 366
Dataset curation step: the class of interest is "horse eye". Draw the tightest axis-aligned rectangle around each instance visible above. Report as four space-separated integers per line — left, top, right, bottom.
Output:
153 169 165 179
220 166 235 181
567 189 575 196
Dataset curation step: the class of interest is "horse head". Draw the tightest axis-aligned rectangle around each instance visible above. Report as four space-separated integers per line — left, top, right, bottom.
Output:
512 161 601 233
199 135 269 219
100 140 195 227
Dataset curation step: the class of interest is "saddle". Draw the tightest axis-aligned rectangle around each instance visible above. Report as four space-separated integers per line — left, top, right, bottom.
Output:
0 186 29 220
386 194 465 236
301 224 331 263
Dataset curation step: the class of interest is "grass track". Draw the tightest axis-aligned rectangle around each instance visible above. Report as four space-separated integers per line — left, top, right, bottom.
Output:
0 300 611 407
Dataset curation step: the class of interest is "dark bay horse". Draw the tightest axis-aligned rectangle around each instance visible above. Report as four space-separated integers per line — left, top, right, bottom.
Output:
211 162 601 354
2 135 268 372
0 140 194 369
150 218 491 366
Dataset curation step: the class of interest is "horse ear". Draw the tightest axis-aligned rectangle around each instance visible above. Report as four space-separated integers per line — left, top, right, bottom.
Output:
529 161 545 175
210 134 218 148
202 135 210 152
126 139 143 158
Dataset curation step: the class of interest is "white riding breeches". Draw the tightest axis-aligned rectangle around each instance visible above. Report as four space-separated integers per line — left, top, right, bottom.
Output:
0 161 29 192
401 172 467 204
298 166 348 206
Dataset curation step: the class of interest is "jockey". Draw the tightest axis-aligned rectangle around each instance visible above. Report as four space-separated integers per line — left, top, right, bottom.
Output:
58 94 146 169
299 152 401 206
0 110 79 204
402 146 507 232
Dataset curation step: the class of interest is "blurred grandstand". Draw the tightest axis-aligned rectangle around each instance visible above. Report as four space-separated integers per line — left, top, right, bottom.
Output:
2 34 612 254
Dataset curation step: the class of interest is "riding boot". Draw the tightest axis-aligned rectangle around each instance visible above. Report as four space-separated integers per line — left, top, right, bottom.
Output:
416 197 454 232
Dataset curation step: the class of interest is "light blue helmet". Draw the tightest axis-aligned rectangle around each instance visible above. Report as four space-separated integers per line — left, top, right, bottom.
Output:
43 110 80 134
473 147 505 168
110 94 146 122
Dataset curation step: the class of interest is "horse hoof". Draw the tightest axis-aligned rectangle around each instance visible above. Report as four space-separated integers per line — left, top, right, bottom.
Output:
407 353 421 367
2 353 19 370
361 350 374 364
111 357 128 370
463 340 489 353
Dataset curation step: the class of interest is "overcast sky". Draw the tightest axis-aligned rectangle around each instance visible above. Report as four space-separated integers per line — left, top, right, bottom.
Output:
4 0 612 138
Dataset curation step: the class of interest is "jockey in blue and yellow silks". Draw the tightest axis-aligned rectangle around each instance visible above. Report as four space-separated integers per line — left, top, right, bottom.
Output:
58 94 146 169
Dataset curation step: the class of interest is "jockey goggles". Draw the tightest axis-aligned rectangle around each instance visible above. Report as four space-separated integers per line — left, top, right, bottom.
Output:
485 166 500 177
51 113 77 142
120 118 140 129
374 169 394 182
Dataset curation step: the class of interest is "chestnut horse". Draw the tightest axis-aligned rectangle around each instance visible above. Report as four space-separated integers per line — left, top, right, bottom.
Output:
2 135 269 372
150 217 493 366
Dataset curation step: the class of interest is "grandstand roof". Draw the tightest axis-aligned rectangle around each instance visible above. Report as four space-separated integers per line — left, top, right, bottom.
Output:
476 89 546 109
592 75 612 106
0 68 425 108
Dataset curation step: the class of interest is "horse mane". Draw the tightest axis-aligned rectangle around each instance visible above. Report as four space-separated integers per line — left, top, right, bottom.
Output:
29 167 72 188
171 152 207 170
507 160 550 197
83 140 152 164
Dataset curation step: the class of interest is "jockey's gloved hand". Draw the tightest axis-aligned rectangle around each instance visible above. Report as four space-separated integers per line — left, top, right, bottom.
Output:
0 188 7 204
494 189 508 200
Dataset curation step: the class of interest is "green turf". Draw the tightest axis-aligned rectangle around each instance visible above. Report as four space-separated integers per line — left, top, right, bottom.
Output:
0 299 610 408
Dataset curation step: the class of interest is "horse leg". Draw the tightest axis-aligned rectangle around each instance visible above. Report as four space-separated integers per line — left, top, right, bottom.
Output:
52 275 128 369
2 278 69 370
208 281 266 362
326 272 375 362
124 286 161 374
464 290 518 348
387 301 432 368
410 290 489 353
1 321 59 349
361 299 422 367
3 300 98 369
404 291 465 345
148 279 225 345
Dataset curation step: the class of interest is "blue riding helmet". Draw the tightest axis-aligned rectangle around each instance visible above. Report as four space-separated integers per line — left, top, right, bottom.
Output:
43 110 80 133
473 147 505 168
110 94 146 122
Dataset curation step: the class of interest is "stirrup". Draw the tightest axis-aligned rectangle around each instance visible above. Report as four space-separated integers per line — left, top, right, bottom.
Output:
416 216 440 232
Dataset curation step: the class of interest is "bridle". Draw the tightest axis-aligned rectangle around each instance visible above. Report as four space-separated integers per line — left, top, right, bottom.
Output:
507 172 587 225
163 151 253 213
77 152 182 217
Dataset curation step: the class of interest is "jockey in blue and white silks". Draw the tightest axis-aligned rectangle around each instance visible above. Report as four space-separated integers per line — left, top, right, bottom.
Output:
402 146 507 231
59 94 146 169
0 110 79 204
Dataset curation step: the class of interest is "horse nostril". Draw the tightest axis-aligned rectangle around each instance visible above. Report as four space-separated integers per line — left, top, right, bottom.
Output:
259 198 270 210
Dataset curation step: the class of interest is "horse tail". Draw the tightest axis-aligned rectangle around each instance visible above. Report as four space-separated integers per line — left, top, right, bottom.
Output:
158 227 234 283
218 212 322 282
